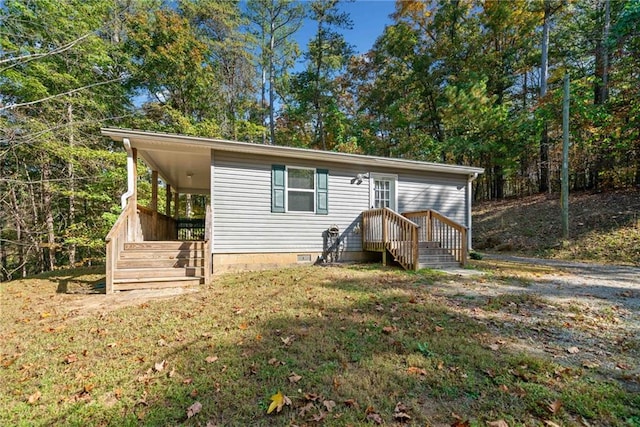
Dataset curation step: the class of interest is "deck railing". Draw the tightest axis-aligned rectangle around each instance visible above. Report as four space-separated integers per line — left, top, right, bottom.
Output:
138 205 178 240
362 207 419 271
105 200 137 294
203 205 212 284
402 209 468 266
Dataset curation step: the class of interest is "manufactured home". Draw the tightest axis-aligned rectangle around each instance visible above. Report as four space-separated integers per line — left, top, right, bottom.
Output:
102 128 483 293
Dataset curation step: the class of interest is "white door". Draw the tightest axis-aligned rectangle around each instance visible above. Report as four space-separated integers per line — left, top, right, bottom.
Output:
370 174 397 211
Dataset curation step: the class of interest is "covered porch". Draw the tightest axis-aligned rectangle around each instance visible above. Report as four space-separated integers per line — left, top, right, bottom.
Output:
104 134 213 293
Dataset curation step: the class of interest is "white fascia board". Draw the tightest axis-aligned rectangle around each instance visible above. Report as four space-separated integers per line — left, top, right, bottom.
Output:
101 128 485 176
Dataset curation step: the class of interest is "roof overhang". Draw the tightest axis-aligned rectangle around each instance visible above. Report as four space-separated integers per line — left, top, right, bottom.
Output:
101 128 484 192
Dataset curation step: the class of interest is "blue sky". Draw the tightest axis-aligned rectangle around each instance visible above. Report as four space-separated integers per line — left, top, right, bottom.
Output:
294 0 396 58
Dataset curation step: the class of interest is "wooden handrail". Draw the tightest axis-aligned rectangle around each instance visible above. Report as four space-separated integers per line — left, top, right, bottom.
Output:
203 205 212 284
403 209 468 266
362 207 419 271
105 200 137 294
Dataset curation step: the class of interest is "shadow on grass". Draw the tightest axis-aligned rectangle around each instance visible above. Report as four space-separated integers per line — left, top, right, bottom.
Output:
35 265 640 426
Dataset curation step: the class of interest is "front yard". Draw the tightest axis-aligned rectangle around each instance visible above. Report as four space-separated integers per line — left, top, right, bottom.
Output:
1 262 638 426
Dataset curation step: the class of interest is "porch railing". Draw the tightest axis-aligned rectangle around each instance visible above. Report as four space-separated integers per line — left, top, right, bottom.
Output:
362 207 419 271
138 205 178 240
105 200 137 294
402 209 468 266
203 205 212 285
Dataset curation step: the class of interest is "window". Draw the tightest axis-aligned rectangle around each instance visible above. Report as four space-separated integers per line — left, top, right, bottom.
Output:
369 173 397 211
288 168 315 212
272 165 328 214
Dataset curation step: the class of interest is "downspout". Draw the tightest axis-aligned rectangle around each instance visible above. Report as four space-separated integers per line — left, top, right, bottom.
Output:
467 173 479 251
121 138 135 209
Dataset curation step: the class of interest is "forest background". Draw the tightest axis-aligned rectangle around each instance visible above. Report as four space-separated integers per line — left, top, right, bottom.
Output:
1 0 638 279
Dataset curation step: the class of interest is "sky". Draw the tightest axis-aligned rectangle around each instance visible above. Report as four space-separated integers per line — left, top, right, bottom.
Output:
293 0 397 60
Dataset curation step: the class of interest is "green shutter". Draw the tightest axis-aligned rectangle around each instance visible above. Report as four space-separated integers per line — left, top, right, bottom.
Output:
316 169 329 215
272 165 285 213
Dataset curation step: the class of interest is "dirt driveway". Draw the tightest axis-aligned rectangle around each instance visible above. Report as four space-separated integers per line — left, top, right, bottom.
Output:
432 254 640 391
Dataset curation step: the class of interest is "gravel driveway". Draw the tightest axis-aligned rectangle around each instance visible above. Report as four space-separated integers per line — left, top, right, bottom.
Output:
432 254 640 392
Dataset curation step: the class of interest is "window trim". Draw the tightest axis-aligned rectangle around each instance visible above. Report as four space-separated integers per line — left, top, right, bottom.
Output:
369 173 398 211
285 166 316 213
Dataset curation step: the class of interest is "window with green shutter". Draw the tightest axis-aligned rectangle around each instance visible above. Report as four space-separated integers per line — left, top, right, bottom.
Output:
271 165 329 214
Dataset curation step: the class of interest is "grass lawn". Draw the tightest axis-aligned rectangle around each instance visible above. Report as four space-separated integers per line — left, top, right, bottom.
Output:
1 264 638 426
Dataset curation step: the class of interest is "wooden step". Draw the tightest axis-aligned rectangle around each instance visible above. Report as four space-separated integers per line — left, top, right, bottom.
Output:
117 258 204 269
419 254 457 263
114 267 203 280
119 249 203 259
418 261 461 269
113 277 202 291
418 241 442 249
124 241 204 251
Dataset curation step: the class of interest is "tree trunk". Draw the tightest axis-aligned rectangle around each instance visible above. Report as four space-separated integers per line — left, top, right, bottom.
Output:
269 26 276 145
42 160 56 271
539 0 551 193
68 102 76 267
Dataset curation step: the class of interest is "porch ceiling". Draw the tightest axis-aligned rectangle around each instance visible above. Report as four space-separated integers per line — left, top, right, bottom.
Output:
132 139 210 195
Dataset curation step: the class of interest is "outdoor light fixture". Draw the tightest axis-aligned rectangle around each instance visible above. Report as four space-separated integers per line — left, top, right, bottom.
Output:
351 173 369 185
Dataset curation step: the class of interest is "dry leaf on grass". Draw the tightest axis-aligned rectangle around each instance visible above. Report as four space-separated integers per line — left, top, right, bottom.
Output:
267 391 291 414
186 401 202 418
27 390 41 404
393 402 411 421
288 372 302 383
567 346 580 354
365 406 383 424
544 421 561 427
154 360 166 372
205 356 218 363
407 366 427 375
487 420 509 427
323 400 336 412
547 399 562 414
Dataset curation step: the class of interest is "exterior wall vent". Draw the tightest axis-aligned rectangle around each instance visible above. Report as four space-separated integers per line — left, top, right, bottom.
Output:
297 254 312 263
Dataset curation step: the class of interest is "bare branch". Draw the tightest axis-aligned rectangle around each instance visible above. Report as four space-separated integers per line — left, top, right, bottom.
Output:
0 77 124 111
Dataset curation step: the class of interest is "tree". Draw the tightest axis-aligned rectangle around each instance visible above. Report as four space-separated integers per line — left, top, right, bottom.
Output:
245 0 304 145
288 0 353 150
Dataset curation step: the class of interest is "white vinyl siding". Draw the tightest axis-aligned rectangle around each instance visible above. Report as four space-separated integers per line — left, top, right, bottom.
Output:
212 151 469 254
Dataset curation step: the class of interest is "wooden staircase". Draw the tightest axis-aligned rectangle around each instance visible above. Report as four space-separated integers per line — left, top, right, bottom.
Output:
417 241 460 269
113 241 206 291
362 208 467 271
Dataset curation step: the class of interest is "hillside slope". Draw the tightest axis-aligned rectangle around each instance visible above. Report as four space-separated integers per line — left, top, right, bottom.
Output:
472 188 640 265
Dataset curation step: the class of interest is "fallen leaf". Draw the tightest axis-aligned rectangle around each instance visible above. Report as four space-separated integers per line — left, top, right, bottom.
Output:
567 346 580 354
616 362 631 370
547 399 562 414
27 390 41 404
393 401 411 421
83 384 95 393
281 335 295 346
313 411 327 422
288 372 302 383
239 323 248 330
157 339 167 347
489 343 500 351
407 366 427 376
487 420 509 427
267 391 291 414
544 421 561 427
582 360 599 369
344 398 359 408
305 393 320 401
186 401 202 418
382 326 395 334
365 406 383 424
154 360 166 372
168 367 176 378
323 400 336 412
183 378 193 384
434 325 444 332
205 356 219 363
65 354 78 364
299 401 315 417
255 334 262 341
40 312 52 319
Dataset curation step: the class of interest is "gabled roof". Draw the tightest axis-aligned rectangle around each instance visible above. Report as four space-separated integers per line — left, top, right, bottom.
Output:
101 128 484 193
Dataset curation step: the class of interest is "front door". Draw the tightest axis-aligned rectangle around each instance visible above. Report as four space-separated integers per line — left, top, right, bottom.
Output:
370 174 397 211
